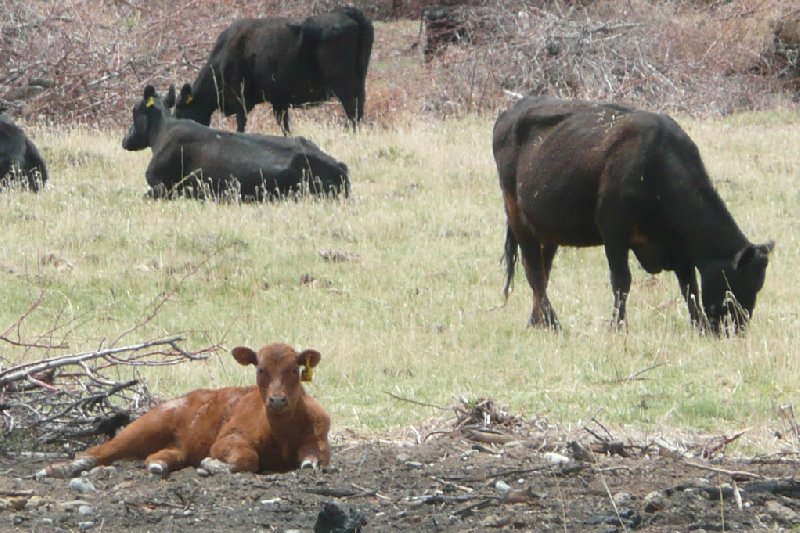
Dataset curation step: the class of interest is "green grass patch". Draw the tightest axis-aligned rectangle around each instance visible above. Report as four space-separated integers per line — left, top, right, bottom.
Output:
2 111 798 439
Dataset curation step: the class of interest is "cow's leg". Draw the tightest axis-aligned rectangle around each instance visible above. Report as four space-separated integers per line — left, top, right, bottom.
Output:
272 105 290 135
603 240 632 328
336 93 359 130
519 239 560 329
144 448 187 478
675 265 702 328
39 412 172 478
356 85 366 125
209 436 260 473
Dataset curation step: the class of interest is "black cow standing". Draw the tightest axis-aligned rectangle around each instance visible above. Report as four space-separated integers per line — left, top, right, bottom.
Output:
494 96 773 335
0 113 48 191
122 85 350 200
175 7 374 134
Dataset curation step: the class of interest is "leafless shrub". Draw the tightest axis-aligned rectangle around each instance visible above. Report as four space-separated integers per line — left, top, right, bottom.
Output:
1 0 796 127
422 0 797 117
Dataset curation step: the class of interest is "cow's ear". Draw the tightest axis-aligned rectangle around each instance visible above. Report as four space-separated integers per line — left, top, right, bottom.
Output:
732 243 772 271
165 84 176 109
232 346 258 366
179 83 193 105
297 349 321 369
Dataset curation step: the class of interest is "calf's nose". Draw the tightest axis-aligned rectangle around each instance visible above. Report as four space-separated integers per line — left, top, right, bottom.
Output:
268 395 288 410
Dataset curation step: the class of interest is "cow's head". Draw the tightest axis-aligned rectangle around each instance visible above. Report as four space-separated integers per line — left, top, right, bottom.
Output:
122 85 174 151
231 343 321 416
174 83 214 126
700 241 774 334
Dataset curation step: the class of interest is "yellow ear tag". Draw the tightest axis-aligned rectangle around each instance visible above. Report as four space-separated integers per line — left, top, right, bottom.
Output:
145 96 155 108
185 95 193 104
301 354 314 383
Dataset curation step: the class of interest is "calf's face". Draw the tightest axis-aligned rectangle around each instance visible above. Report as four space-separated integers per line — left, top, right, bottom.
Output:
231 343 321 415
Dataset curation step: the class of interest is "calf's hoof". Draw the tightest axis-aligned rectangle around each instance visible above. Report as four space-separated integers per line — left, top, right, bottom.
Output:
37 457 98 479
199 457 231 475
146 462 168 478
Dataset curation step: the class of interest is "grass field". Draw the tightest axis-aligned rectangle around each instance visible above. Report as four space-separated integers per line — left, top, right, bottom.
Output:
1 108 798 448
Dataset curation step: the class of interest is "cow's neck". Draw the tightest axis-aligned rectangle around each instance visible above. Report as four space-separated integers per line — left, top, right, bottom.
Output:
664 173 748 263
147 109 170 150
194 66 221 114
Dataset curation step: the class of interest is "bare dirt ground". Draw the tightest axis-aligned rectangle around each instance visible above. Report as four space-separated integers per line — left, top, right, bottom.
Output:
2 422 799 532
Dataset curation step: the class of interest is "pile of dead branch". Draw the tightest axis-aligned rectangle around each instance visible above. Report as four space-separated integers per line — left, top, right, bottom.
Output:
0 336 214 452
423 0 798 117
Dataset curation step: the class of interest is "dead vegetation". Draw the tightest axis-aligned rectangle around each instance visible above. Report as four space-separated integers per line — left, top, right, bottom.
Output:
1 1 797 127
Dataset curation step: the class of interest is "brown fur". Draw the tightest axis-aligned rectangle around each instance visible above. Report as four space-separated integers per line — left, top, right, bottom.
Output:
41 343 330 478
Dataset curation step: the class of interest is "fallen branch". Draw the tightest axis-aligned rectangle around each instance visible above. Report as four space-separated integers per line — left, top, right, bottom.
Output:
1 335 217 449
0 336 201 386
683 461 764 480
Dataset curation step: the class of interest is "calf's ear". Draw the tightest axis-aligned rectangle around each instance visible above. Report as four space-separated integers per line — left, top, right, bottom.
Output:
179 83 193 105
296 349 321 369
231 346 258 366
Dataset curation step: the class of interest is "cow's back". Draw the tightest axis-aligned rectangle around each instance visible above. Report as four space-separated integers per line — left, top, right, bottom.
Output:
150 120 348 198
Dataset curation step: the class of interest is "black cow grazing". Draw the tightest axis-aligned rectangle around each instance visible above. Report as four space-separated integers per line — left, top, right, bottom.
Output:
494 96 773 335
175 7 374 134
122 86 350 201
0 113 48 191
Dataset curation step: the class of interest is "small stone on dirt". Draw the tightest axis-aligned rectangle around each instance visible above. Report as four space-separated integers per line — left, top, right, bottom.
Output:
644 491 667 513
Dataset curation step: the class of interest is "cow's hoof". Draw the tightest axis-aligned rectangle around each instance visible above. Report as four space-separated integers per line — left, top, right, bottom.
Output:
300 458 319 470
199 457 230 475
147 462 168 478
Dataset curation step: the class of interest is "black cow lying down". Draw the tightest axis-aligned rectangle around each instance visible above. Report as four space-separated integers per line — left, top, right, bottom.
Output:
0 113 48 191
494 95 773 335
175 7 374 134
122 86 350 201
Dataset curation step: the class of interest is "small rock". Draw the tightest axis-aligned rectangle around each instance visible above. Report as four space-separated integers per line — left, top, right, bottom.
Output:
25 496 44 510
40 518 53 526
260 498 282 507
613 492 631 506
765 500 799 523
196 468 210 477
60 500 90 511
88 466 116 480
78 521 95 531
542 452 570 465
494 480 511 493
68 477 96 494
568 441 596 463
404 461 423 469
1 497 29 511
395 453 410 464
644 491 667 513
78 505 93 516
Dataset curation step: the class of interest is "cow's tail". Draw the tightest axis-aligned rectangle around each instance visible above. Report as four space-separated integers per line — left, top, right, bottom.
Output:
503 224 518 303
343 7 374 109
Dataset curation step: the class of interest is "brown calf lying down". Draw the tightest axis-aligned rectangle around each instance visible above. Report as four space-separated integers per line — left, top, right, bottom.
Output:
39 343 331 478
